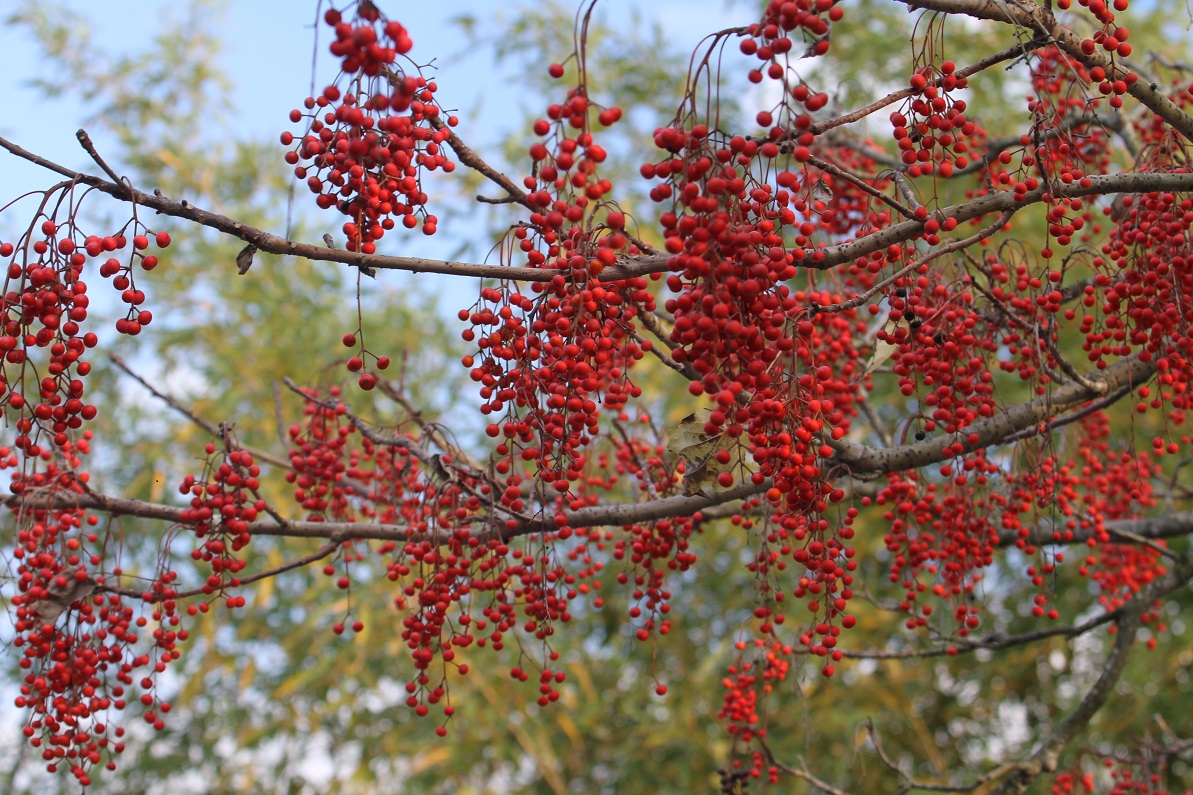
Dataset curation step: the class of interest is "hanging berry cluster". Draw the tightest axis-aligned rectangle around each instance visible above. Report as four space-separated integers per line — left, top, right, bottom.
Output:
0 180 176 785
1026 47 1113 183
632 0 943 676
282 4 456 252
1097 166 1193 421
741 0 843 70
0 208 166 464
894 61 980 180
286 385 359 521
643 124 872 666
718 637 792 783
1066 0 1135 91
280 387 597 726
460 69 654 493
177 441 265 606
8 438 184 788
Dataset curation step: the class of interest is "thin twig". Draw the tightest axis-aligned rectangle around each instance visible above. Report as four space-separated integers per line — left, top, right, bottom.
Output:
108 353 292 469
75 129 132 198
101 542 339 601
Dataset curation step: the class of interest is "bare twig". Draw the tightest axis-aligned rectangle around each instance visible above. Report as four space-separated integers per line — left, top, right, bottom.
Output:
108 353 292 469
101 542 339 601
759 738 853 795
75 129 132 198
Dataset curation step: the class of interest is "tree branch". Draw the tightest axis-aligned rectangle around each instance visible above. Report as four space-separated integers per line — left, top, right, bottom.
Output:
4 477 761 547
3 135 1193 288
990 560 1193 793
108 354 293 470
830 353 1155 474
897 0 1193 141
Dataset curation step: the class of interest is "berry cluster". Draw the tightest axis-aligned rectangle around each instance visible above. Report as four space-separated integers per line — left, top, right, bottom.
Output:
643 117 871 659
178 443 265 605
1027 47 1113 183
281 387 597 728
8 442 184 788
0 219 166 462
460 77 652 492
283 5 456 252
741 0 843 72
894 61 980 179
287 386 358 520
718 638 791 783
0 184 176 786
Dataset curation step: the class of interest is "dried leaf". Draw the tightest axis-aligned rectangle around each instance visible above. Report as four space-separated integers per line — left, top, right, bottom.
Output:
666 408 752 497
236 243 257 275
30 575 97 624
811 177 833 206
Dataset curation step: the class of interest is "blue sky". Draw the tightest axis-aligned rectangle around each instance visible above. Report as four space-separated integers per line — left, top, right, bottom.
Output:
0 0 728 223
0 0 735 322
0 0 740 419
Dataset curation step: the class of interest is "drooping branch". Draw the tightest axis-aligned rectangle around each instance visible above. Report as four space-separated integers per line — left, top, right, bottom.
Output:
805 152 916 219
806 555 1193 662
759 738 854 795
1002 511 1193 550
776 559 1193 792
11 446 1188 558
0 132 613 281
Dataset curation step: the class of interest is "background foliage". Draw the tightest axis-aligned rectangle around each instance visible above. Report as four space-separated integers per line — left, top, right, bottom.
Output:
1 0 1191 793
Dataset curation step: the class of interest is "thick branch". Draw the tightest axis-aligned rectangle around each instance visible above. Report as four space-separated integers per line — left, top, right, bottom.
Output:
3 479 762 546
778 561 1193 794
831 353 1155 474
992 557 1193 793
821 558 1192 662
1002 511 1193 549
